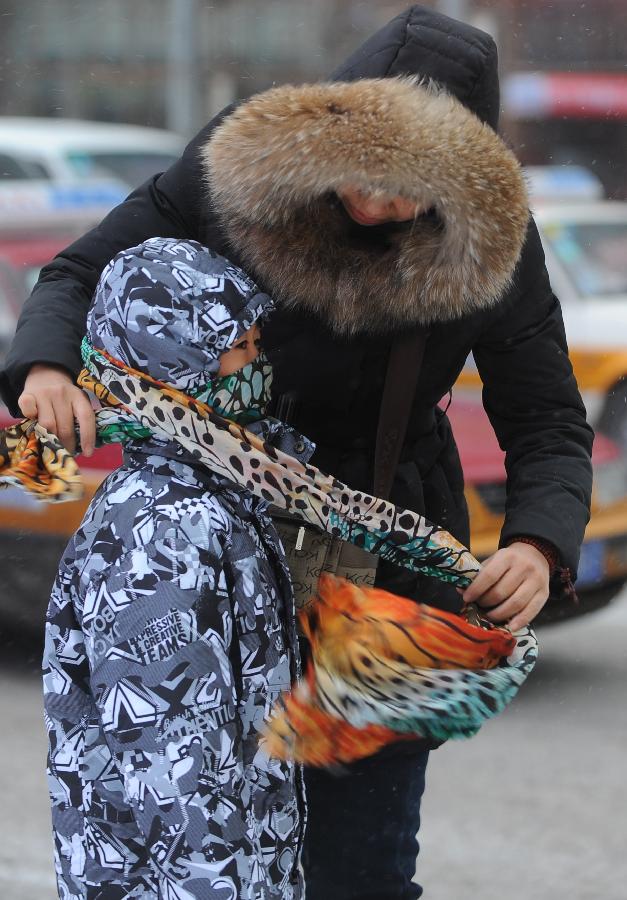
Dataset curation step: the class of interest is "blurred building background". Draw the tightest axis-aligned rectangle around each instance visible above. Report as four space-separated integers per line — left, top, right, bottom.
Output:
0 0 625 195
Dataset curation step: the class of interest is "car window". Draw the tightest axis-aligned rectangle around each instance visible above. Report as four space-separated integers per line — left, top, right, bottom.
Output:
542 220 627 298
0 153 47 180
64 151 179 188
26 160 52 179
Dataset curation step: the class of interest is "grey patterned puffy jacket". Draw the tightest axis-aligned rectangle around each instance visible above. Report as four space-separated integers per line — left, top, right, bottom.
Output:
43 238 307 899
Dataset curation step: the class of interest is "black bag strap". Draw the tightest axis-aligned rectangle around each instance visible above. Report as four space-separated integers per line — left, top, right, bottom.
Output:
373 329 427 501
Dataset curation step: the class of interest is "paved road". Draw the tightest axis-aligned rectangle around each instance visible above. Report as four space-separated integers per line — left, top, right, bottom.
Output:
418 593 627 900
1 594 626 900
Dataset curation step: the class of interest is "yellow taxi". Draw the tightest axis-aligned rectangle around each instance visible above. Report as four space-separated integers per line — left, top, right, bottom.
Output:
455 197 627 619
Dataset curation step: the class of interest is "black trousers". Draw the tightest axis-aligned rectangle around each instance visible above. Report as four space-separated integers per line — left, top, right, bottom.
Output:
302 746 430 899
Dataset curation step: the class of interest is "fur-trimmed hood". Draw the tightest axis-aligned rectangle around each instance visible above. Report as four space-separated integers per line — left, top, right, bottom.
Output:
203 78 529 335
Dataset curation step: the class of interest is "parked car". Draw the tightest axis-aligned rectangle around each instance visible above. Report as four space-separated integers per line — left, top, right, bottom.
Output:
0 181 136 349
0 231 80 305
460 200 627 441
0 436 121 632
0 230 85 364
0 239 49 363
455 198 627 616
1 213 624 632
448 399 627 623
535 201 627 451
1 387 625 631
0 229 118 633
0 117 183 190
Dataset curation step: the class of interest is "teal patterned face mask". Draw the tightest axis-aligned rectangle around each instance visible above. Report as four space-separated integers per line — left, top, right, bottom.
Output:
193 351 273 424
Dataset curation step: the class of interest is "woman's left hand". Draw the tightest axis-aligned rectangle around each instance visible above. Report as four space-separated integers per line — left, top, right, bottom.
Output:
460 542 550 631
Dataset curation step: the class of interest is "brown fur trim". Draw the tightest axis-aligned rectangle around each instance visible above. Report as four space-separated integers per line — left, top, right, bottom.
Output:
203 78 529 335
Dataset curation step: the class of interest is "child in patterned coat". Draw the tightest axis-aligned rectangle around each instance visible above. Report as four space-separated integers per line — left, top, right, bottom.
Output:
43 237 307 899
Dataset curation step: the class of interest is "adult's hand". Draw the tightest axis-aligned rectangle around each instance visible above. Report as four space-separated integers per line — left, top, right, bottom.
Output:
461 542 550 632
18 364 96 457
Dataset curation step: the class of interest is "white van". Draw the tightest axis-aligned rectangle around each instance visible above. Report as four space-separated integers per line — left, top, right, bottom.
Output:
0 118 184 190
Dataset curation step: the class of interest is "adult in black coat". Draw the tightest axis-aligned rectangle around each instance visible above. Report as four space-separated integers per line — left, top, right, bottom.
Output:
1 6 592 899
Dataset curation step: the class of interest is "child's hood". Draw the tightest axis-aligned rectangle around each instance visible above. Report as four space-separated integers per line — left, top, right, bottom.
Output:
87 237 273 395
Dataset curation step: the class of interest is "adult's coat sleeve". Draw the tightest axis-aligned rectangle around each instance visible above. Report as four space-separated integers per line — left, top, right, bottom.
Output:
0 111 233 416
473 221 594 577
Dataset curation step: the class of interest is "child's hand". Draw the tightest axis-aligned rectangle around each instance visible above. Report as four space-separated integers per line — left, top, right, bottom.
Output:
460 542 550 631
19 364 96 456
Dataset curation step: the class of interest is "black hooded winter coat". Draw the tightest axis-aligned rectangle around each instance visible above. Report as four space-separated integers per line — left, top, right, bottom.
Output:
0 5 593 609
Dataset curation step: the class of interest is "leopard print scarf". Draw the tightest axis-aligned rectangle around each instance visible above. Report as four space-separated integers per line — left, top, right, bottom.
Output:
78 340 479 587
0 343 538 765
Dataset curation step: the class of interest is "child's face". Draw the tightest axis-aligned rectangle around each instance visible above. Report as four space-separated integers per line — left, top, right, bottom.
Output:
217 323 262 377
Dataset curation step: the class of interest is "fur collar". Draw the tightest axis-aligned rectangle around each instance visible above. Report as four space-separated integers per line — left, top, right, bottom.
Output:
203 78 529 335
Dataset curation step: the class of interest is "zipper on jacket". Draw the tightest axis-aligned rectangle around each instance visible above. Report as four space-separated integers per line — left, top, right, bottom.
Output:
290 762 307 888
